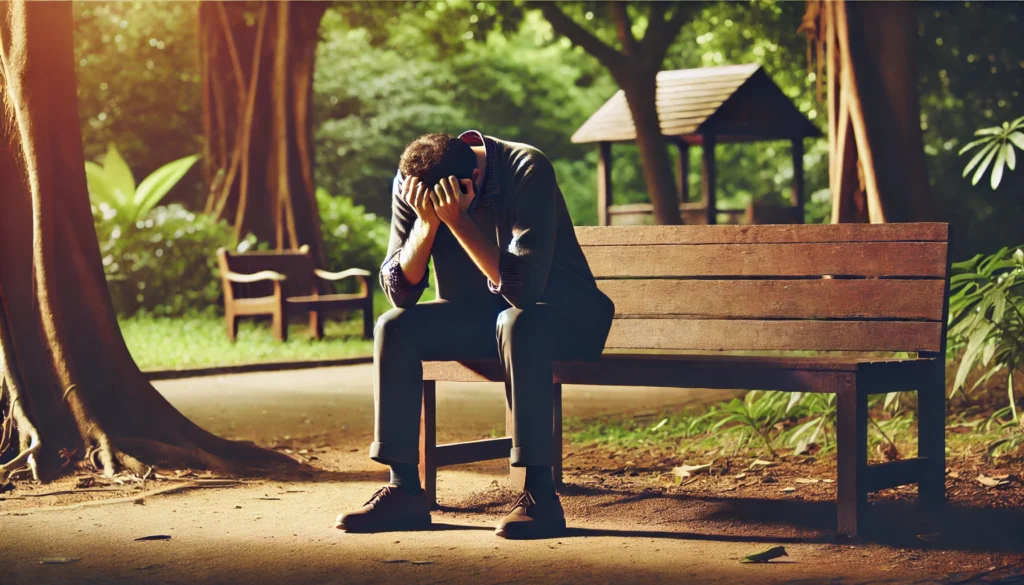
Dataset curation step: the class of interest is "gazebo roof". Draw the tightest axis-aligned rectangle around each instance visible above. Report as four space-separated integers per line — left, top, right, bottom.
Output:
571 63 821 145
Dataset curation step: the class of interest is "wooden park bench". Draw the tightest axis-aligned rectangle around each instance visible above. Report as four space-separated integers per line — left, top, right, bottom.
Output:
418 223 951 538
216 246 373 342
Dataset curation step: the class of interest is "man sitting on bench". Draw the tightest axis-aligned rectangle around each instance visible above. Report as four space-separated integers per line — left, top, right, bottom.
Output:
336 132 614 539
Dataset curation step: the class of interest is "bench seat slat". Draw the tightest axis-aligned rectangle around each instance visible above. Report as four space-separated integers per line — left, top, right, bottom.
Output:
423 355 936 393
606 319 943 353
600 279 946 321
584 242 947 278
575 223 950 246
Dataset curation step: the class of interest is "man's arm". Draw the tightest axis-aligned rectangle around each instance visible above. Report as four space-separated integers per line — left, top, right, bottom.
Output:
431 158 558 308
380 174 440 308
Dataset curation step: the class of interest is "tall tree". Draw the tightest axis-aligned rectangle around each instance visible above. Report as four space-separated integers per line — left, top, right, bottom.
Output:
801 0 930 223
0 0 295 483
536 2 702 225
199 1 327 262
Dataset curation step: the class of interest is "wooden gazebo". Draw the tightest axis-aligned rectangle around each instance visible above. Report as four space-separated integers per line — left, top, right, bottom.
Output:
572 63 822 225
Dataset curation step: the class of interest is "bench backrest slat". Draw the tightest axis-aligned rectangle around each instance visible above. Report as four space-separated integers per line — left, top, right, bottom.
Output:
576 223 950 355
220 250 316 299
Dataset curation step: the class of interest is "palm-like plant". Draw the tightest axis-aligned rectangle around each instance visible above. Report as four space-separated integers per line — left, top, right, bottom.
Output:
85 144 199 226
948 246 1024 423
959 116 1024 190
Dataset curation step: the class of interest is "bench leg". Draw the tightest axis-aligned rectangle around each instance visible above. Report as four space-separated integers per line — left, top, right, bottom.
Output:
419 380 438 509
362 298 374 340
836 387 868 539
553 383 563 489
225 311 239 342
505 396 526 492
918 368 946 511
309 311 324 340
272 309 287 342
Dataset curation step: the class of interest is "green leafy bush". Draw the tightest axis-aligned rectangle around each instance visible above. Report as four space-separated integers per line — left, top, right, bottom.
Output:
85 143 199 225
95 204 249 317
317 188 389 276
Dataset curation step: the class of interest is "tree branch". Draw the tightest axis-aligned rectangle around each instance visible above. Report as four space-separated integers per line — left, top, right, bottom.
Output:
643 2 701 64
537 2 624 72
609 2 636 57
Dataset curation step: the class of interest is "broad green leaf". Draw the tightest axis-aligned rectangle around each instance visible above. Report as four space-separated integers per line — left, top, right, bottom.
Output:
990 142 1006 189
1008 132 1024 151
84 161 121 209
884 391 899 410
974 127 1003 136
1011 116 1024 130
133 154 200 221
972 142 1000 186
1006 142 1017 171
785 392 804 414
963 141 998 178
101 144 136 205
958 136 991 156
982 339 996 367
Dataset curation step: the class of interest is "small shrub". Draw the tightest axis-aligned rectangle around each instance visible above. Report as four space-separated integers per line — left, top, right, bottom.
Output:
317 188 389 275
95 203 250 317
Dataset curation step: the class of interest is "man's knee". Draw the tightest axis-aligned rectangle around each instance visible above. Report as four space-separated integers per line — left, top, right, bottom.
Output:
495 307 547 346
375 307 410 342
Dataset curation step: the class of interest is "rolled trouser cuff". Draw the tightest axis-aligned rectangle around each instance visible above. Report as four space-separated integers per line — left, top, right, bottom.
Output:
509 447 552 467
369 441 418 466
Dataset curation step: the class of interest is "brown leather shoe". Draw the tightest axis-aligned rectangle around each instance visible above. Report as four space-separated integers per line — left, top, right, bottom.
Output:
335 485 431 533
494 490 566 539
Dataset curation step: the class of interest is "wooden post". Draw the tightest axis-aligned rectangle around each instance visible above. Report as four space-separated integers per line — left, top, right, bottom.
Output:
597 142 612 226
702 133 717 225
676 140 690 203
419 380 438 508
791 137 805 223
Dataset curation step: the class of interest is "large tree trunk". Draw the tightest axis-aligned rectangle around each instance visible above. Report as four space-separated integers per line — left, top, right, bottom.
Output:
0 0 296 483
805 0 930 223
200 1 327 263
620 71 683 225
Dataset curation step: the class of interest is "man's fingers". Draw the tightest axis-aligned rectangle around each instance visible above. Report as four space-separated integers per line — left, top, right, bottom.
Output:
447 176 462 199
414 183 427 208
430 185 444 207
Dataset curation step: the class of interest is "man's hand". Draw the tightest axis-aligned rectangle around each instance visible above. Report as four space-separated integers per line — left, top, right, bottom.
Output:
431 176 475 230
401 177 439 228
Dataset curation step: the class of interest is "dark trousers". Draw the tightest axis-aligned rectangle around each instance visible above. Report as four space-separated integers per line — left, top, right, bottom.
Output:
370 294 613 467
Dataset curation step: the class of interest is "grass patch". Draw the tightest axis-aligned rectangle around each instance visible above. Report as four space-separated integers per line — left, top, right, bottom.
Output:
120 312 373 371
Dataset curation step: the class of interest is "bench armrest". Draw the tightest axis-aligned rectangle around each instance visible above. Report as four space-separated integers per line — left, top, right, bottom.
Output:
223 270 287 284
314 268 371 282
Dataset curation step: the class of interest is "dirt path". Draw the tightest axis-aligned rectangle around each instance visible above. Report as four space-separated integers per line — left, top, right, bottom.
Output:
5 469 1020 585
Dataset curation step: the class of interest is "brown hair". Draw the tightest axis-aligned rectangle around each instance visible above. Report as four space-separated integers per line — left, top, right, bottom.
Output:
398 133 477 187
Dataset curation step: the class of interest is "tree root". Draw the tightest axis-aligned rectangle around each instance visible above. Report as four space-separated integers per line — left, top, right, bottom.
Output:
0 436 39 484
0 479 242 516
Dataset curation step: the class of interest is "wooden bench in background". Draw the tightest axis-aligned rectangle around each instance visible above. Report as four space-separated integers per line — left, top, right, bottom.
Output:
419 223 951 538
216 246 373 342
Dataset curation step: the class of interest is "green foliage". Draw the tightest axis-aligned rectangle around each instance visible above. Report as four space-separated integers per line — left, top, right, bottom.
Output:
119 314 373 371
95 204 247 317
948 246 1024 421
959 116 1024 190
73 1 202 207
316 188 390 275
85 144 199 226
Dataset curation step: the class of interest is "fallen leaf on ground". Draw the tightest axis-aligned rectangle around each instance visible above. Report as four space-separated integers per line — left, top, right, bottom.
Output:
734 473 747 479
672 463 711 479
381 559 409 564
822 479 834 483
795 478 819 484
976 474 1010 488
39 558 81 565
134 535 171 542
740 546 788 563
748 459 776 470
257 497 281 501
780 487 796 493
947 470 960 479
410 561 434 565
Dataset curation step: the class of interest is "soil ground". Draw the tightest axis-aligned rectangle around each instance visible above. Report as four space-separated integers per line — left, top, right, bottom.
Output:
1 365 1022 585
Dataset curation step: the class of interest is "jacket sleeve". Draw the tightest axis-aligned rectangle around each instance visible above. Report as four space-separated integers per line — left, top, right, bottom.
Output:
380 172 428 308
487 155 558 308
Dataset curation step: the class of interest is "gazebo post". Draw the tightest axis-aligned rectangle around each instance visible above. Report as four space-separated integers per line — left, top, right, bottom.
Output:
791 137 805 224
597 141 612 226
702 132 717 225
676 140 690 203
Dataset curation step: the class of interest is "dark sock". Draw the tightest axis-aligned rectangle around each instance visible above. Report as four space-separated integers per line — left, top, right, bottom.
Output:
389 463 421 494
524 466 556 498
